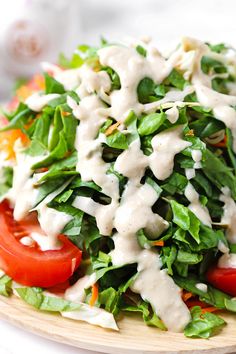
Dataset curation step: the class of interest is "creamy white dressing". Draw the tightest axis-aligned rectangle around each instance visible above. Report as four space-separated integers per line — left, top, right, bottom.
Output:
184 183 212 227
26 92 60 112
194 86 236 152
55 68 81 91
34 181 73 250
0 269 5 278
61 304 118 331
143 85 195 114
149 125 191 181
218 240 229 254
166 105 179 124
131 250 190 332
67 95 119 201
73 196 117 236
218 253 236 268
6 141 44 221
191 149 202 169
65 273 96 303
37 208 72 250
98 45 170 121
176 37 236 152
19 236 34 247
185 168 196 180
220 187 236 243
195 283 208 292
114 140 148 182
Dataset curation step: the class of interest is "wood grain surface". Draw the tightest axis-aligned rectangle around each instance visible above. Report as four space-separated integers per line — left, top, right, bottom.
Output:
0 295 236 354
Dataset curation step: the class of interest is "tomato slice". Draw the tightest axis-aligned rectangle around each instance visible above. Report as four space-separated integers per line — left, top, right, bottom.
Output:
207 266 236 296
0 201 82 288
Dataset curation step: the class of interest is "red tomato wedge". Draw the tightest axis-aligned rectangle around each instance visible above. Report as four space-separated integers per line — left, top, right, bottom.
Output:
207 266 236 296
0 201 82 288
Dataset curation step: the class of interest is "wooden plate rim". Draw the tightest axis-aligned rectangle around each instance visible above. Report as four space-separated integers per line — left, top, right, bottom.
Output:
0 295 236 354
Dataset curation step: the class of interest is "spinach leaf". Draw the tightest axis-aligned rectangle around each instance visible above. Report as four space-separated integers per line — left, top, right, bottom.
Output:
124 301 166 330
176 250 203 264
138 112 166 136
170 200 190 230
106 130 128 150
26 112 51 156
137 77 155 104
161 172 188 195
202 149 236 199
184 306 225 338
49 202 84 238
161 245 177 275
164 69 187 90
102 67 121 90
0 103 31 133
201 56 227 75
174 276 231 309
136 45 147 57
0 167 13 199
208 43 227 53
98 287 120 315
154 84 166 97
189 116 225 139
32 132 68 169
226 128 236 172
44 73 66 94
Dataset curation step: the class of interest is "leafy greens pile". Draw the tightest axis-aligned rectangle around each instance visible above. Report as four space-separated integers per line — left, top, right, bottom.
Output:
1 38 236 338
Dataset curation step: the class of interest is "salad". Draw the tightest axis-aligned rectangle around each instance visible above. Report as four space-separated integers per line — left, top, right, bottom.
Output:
1 36 236 338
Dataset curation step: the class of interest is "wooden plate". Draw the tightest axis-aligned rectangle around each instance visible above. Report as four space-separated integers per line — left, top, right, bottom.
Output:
0 295 236 354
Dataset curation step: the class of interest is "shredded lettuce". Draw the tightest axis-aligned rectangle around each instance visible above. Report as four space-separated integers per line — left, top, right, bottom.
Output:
184 306 225 338
16 287 118 330
0 275 12 297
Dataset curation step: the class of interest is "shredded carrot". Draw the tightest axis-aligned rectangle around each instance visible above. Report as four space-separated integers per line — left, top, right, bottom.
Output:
0 129 29 160
105 122 120 136
16 74 45 101
89 283 99 306
201 307 218 314
62 111 71 117
38 167 49 173
153 240 164 247
16 85 33 100
182 291 194 302
33 74 45 91
212 135 227 148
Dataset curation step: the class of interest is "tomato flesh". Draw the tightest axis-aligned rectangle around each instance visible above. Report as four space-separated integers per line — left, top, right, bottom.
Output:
0 201 82 287
207 266 236 296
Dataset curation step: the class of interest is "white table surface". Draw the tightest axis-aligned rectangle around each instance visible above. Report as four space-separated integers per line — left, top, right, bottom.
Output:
0 319 99 354
1 0 236 353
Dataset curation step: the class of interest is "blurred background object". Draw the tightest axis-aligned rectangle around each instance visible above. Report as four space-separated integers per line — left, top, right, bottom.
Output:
0 0 81 100
1 0 236 99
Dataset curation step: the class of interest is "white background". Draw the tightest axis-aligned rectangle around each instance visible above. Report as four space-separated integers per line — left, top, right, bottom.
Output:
1 0 236 353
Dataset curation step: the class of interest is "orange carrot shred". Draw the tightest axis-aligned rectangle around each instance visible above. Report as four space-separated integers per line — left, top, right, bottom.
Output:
212 135 227 148
182 291 194 302
89 283 99 306
62 111 71 117
153 240 164 247
0 129 29 160
105 122 120 136
201 307 218 314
